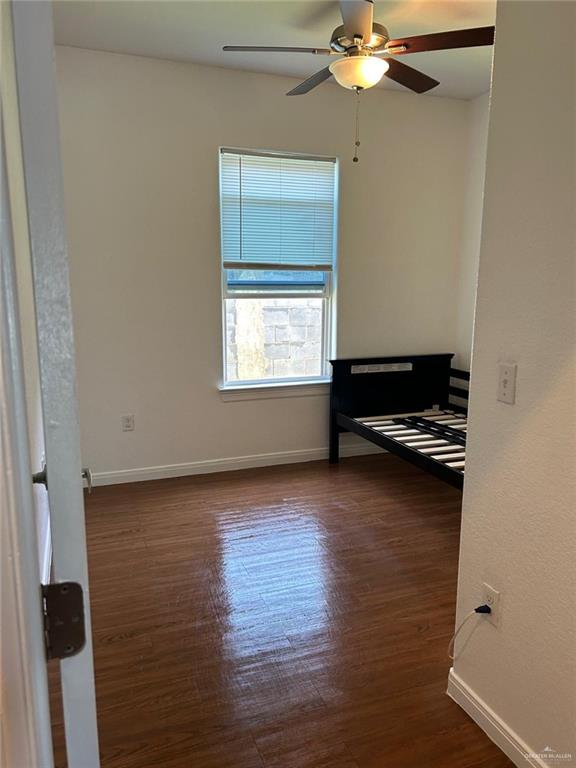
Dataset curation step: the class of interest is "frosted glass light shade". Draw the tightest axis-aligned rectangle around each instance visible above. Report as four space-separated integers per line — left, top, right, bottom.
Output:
329 56 389 90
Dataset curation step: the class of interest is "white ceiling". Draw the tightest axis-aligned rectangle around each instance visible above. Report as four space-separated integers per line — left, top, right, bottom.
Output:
53 0 496 99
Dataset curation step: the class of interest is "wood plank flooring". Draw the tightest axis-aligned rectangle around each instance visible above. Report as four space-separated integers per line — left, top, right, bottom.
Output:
49 454 512 767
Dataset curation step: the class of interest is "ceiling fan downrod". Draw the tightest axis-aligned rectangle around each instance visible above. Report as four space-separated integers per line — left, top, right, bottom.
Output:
353 87 362 163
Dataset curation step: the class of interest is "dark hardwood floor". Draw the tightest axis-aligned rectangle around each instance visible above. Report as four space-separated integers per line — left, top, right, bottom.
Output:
50 454 512 767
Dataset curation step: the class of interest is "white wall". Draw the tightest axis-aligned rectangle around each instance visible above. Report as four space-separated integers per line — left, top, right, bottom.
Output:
455 91 490 369
450 1 575 763
55 46 484 480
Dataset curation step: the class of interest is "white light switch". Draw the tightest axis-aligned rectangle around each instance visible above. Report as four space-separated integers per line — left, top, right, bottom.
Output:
497 362 517 404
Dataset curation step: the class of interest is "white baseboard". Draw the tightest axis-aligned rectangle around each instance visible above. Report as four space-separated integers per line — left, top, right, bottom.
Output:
447 669 554 768
92 441 383 486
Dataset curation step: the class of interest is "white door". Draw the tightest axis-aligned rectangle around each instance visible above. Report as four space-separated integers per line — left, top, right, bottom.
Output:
2 1 100 766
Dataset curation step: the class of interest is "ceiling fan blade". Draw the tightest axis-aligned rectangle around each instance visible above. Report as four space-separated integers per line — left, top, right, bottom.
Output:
386 26 495 55
223 45 333 54
287 67 333 96
384 58 439 93
339 0 374 43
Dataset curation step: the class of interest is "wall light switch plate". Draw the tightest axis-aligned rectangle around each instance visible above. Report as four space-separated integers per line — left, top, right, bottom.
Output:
497 362 517 404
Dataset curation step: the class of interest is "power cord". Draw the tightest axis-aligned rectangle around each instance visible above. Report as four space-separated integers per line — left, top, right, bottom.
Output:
448 604 491 660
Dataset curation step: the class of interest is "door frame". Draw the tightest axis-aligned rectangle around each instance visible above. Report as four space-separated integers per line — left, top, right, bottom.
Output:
2 1 100 764
1 114 54 768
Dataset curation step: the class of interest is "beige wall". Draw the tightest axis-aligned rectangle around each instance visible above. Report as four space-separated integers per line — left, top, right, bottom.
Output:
451 0 575 761
455 91 490 369
56 46 485 480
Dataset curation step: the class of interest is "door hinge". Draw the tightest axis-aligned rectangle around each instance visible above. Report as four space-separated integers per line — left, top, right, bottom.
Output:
32 465 47 487
33 464 93 493
42 582 86 660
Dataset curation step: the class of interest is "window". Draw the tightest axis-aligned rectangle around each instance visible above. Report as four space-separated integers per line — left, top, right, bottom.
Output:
220 148 338 387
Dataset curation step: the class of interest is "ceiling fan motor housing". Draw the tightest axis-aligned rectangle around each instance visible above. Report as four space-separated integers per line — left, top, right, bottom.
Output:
330 22 390 53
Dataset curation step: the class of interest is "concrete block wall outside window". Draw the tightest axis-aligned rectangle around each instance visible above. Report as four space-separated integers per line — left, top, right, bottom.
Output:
225 297 324 382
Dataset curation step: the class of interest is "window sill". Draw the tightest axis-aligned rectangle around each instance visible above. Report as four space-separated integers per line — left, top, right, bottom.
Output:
219 379 330 402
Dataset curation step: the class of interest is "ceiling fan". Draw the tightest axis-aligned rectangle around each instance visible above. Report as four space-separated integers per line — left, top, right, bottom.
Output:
223 0 494 96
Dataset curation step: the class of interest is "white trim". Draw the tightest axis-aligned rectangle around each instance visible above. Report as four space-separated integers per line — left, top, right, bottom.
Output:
219 379 330 401
220 146 338 163
447 669 550 768
11 2 100 764
40 523 52 584
0 87 54 766
92 441 383 486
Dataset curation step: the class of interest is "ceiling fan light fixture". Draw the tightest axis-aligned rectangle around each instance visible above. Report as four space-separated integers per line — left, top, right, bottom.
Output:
329 55 389 90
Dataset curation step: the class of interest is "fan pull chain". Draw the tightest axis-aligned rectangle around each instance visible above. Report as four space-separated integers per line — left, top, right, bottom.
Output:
353 87 362 163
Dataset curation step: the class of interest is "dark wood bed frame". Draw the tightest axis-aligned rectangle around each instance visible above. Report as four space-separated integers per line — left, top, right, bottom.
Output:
329 354 470 489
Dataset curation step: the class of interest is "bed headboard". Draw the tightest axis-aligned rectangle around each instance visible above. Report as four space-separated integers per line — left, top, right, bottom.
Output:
329 354 455 419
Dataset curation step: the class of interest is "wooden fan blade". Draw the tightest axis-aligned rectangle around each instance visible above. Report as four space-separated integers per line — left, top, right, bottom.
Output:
340 0 374 43
287 67 333 96
386 26 495 55
384 58 439 93
223 45 333 54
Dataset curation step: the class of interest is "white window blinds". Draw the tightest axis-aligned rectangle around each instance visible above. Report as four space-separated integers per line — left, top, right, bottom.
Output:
220 149 337 270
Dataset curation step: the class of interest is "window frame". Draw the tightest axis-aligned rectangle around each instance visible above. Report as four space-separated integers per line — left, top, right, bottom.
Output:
219 147 339 391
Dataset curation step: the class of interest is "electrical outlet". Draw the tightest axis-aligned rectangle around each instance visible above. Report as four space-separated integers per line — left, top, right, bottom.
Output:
481 582 501 626
121 414 135 432
497 362 517 404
